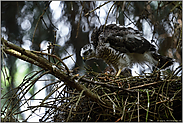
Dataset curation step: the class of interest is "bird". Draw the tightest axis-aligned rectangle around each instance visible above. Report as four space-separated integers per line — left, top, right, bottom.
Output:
80 24 173 76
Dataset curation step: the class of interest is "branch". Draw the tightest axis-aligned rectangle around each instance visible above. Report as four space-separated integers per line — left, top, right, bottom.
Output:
1 38 121 111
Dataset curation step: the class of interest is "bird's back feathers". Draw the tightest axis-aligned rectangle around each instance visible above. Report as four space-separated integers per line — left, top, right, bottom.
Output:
91 24 156 54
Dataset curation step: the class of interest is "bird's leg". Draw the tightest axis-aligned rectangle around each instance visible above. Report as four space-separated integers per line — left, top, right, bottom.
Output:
116 68 122 76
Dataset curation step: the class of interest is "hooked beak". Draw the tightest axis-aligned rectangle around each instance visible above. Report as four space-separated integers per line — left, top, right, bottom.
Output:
82 56 86 62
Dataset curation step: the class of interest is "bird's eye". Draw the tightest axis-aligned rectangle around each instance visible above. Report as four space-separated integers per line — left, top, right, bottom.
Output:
83 46 87 50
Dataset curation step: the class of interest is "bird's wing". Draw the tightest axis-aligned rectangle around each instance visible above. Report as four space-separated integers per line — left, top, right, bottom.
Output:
91 24 156 54
104 32 156 54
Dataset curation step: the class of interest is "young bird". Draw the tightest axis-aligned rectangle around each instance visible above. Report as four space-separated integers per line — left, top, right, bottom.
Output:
80 24 173 76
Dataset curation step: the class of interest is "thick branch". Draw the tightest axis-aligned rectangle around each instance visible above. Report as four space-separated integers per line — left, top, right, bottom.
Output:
1 38 121 111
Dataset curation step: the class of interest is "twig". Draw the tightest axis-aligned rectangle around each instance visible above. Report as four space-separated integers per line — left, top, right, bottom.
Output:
104 1 116 30
169 108 177 122
139 105 157 115
145 89 150 122
32 2 51 43
121 95 129 121
66 105 74 122
74 90 85 111
127 81 163 90
85 1 111 16
86 103 95 122
102 89 117 115
76 2 85 38
137 89 140 122
80 77 136 93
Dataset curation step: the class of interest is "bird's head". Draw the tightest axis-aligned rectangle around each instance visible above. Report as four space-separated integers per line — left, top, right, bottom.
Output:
80 44 96 62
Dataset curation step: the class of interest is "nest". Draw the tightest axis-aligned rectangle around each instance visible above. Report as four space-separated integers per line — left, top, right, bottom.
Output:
1 38 182 122
39 66 181 122
2 65 181 122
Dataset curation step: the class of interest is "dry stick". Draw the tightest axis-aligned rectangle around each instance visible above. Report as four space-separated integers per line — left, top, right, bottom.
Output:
64 48 77 66
66 105 75 122
169 107 178 122
103 1 116 31
85 1 111 16
121 96 129 121
139 105 157 114
80 77 136 93
102 89 117 115
2 48 45 69
86 103 95 122
76 2 84 38
30 50 73 61
41 17 49 29
50 31 57 63
2 38 52 71
127 104 134 122
9 71 50 121
127 81 163 90
113 94 121 107
74 90 85 111
137 89 140 122
153 82 162 119
32 2 51 43
49 54 70 75
123 11 137 27
45 11 59 30
145 90 150 122
3 38 70 75
158 97 173 111
1 47 9 86
153 92 170 103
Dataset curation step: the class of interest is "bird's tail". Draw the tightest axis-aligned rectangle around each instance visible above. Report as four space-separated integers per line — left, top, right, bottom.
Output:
151 53 174 69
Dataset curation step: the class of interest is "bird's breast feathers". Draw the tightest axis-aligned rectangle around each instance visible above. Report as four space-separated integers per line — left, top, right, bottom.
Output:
96 43 157 69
